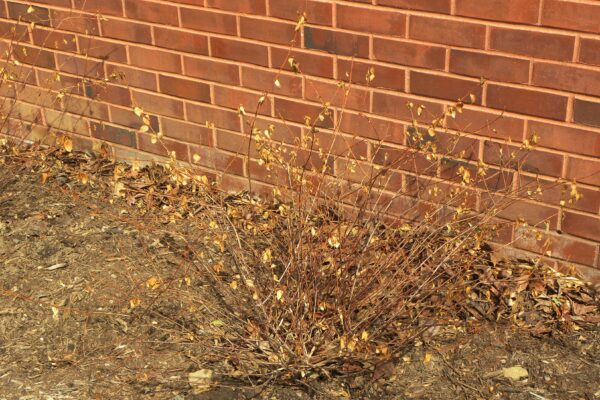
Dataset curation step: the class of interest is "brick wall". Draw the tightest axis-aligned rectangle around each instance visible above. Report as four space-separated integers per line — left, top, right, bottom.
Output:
1 0 599 282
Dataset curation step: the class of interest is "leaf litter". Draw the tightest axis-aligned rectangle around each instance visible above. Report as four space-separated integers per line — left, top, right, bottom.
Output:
0 142 598 399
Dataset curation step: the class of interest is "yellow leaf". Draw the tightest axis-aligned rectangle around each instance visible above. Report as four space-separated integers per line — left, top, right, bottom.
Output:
423 352 432 364
274 79 281 88
78 171 89 185
366 66 375 83
193 153 201 163
146 276 160 290
139 124 149 133
134 106 143 117
63 136 73 152
27 5 35 14
129 298 141 308
262 248 272 263
276 289 283 302
295 14 306 31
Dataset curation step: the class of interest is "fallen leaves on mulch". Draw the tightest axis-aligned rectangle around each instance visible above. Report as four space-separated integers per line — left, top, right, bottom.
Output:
2 142 598 338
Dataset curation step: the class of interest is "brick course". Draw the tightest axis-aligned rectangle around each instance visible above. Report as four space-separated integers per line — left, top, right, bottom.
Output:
0 0 598 282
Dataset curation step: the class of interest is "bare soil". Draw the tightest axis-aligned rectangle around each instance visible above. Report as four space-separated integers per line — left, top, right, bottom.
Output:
1 154 599 400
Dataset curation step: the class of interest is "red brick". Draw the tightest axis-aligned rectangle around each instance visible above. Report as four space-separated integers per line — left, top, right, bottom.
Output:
86 83 132 107
562 212 600 242
489 27 575 62
542 0 600 34
409 16 486 49
437 131 481 160
160 117 212 146
189 145 245 176
410 72 482 104
206 0 266 15
337 4 406 37
268 0 332 26
129 46 182 74
377 0 451 13
566 157 600 187
514 228 597 266
106 64 157 91
216 130 258 157
154 27 209 55
32 28 77 52
532 63 600 97
44 108 90 136
274 98 332 128
159 75 210 103
101 19 152 44
211 37 269 67
487 84 568 121
213 86 271 116
241 67 302 97
517 175 600 214
483 141 564 177
186 103 241 131
450 49 529 84
7 2 50 24
181 8 237 35
174 0 207 6
0 20 28 42
304 27 369 57
573 98 600 128
240 17 296 45
494 198 559 228
455 0 540 24
131 91 184 119
11 44 55 69
340 113 405 143
528 121 600 158
379 146 436 175
305 78 370 112
124 0 178 26
73 0 123 16
248 118 302 144
372 92 444 124
579 38 600 67
314 131 369 159
338 59 405 92
90 122 136 148
184 56 240 85
110 106 159 131
138 133 189 161
448 108 524 141
25 0 71 7
50 9 99 35
272 47 334 78
373 38 445 70
56 53 104 78
78 37 127 63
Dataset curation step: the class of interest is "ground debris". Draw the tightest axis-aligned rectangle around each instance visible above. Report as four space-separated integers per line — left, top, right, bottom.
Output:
0 143 598 399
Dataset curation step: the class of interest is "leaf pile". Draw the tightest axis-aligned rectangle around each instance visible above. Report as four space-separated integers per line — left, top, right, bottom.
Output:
1 141 598 383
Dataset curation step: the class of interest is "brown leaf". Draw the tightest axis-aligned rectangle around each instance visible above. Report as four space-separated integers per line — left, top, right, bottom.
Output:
572 302 597 316
371 361 394 382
